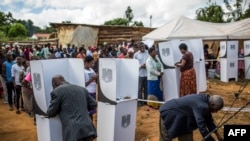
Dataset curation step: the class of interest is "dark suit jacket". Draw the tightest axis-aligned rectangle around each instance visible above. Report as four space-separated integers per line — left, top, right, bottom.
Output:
159 94 216 141
47 82 97 141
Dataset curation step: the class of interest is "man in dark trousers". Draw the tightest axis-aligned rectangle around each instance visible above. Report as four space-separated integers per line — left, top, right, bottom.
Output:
159 94 224 141
47 74 97 141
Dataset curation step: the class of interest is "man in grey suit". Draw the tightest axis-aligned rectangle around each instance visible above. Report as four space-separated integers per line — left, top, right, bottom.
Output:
47 74 97 141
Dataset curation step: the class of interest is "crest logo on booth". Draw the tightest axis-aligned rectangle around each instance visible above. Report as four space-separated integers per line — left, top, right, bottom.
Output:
33 73 42 90
246 44 250 49
230 62 235 68
102 68 112 83
230 44 236 50
121 114 131 128
162 48 170 56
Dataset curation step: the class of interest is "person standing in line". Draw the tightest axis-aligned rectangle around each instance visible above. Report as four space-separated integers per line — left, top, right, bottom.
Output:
11 56 24 114
134 43 149 106
159 94 224 141
84 56 98 121
175 43 197 97
0 48 8 104
2 53 16 111
19 60 33 115
47 74 97 141
146 47 164 109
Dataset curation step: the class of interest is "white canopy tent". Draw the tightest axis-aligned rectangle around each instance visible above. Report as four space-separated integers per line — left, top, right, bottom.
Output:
142 16 250 41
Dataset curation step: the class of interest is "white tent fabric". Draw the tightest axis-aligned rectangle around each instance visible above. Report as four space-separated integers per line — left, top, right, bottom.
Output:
142 16 250 41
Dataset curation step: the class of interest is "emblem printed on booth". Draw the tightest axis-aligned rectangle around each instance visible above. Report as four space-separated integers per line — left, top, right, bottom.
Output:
229 62 235 68
230 44 235 50
246 44 250 49
102 68 112 83
162 48 170 56
224 125 250 141
33 73 41 90
121 114 131 128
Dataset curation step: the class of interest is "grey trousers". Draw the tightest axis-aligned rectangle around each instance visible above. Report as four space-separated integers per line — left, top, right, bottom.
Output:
159 118 193 141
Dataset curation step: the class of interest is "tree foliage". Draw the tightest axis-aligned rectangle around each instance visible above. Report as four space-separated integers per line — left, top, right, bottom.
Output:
125 6 134 25
198 0 250 23
104 18 128 26
16 19 41 36
7 23 27 38
196 4 224 23
104 6 144 27
62 21 72 23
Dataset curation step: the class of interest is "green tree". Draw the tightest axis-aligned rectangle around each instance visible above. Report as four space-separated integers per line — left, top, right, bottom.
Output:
196 4 225 23
132 21 144 26
0 11 15 36
104 18 128 26
103 6 144 26
243 3 250 18
125 6 134 25
40 25 56 33
16 19 41 36
62 21 71 23
7 23 27 38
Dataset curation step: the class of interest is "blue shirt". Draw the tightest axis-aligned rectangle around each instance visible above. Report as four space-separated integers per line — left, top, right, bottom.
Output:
4 61 15 82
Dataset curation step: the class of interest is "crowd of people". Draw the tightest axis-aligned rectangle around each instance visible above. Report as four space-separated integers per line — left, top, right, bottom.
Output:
0 40 224 141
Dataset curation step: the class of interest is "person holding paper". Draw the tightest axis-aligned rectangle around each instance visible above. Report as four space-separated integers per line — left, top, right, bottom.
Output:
47 74 97 141
175 43 197 97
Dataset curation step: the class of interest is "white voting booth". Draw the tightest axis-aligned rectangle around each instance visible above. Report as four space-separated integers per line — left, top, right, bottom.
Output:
97 59 139 141
220 41 238 82
180 39 207 93
244 40 250 79
158 39 207 101
158 40 182 101
30 59 85 141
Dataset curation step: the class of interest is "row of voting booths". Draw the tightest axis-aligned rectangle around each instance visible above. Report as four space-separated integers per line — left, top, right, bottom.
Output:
30 58 140 141
30 16 250 141
219 40 250 82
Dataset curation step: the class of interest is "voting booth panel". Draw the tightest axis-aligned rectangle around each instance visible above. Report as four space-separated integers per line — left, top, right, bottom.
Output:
158 39 207 100
220 58 238 82
243 40 250 56
97 59 139 141
30 59 85 141
220 41 238 58
219 41 238 82
158 41 182 101
179 39 207 93
244 41 250 79
244 57 250 79
185 39 207 92
158 40 182 68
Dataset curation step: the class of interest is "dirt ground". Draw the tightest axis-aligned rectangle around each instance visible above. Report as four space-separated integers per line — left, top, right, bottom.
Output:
0 78 250 141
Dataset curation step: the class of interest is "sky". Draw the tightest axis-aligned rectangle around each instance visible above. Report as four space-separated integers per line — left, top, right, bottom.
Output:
0 0 241 28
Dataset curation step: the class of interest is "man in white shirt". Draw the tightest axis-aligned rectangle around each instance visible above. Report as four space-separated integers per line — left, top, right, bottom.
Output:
11 57 24 114
133 43 149 106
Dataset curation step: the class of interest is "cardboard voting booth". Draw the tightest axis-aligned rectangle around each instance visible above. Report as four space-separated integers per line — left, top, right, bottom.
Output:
97 58 139 141
244 40 250 79
220 41 238 82
158 40 182 101
180 39 207 93
30 59 85 141
158 39 207 101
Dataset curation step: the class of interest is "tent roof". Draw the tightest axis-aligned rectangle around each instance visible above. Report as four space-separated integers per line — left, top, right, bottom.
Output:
142 16 250 41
